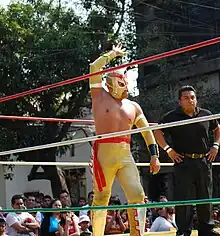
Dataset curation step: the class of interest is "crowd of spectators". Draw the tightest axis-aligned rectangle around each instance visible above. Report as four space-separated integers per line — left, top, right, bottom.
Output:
0 191 219 236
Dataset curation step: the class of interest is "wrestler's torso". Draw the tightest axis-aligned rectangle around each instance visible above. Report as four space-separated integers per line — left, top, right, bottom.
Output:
92 90 136 137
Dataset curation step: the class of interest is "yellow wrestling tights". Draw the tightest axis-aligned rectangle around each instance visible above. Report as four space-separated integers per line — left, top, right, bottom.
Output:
91 141 146 236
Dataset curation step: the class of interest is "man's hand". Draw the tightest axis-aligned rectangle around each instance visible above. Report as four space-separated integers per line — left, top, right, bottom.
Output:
112 43 126 57
207 147 218 162
150 156 160 175
168 149 183 163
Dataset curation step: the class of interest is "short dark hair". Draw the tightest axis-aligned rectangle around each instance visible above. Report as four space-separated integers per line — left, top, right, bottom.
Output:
88 191 94 199
43 195 52 200
11 194 23 205
60 190 69 196
178 85 196 99
79 197 86 202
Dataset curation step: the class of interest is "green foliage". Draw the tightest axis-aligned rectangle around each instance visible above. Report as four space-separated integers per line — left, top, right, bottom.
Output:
0 0 106 182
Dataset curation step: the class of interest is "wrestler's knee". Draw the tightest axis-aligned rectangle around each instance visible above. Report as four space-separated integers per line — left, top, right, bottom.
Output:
127 187 145 204
93 189 111 206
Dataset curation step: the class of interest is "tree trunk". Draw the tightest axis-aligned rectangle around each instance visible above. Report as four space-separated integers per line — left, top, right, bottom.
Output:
41 165 68 198
27 149 69 198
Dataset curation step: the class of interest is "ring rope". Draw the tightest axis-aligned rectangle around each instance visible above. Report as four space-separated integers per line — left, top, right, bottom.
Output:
0 115 95 124
0 114 158 126
0 37 219 103
1 198 220 213
0 113 219 156
2 161 220 166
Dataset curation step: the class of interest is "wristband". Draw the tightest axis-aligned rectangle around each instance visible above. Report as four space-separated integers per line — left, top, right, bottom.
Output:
148 144 159 156
164 145 172 153
213 142 219 150
90 83 102 88
163 145 170 151
166 147 172 153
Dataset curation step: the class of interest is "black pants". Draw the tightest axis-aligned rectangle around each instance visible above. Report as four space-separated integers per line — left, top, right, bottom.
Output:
174 157 214 236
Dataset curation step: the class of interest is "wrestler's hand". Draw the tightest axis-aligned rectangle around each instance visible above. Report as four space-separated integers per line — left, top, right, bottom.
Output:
207 146 218 162
112 43 126 57
168 149 183 163
150 156 160 175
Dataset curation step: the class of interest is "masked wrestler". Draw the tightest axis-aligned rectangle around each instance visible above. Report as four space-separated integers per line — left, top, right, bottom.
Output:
89 43 160 236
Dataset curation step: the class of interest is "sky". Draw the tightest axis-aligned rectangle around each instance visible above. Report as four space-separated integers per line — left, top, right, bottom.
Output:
0 0 139 96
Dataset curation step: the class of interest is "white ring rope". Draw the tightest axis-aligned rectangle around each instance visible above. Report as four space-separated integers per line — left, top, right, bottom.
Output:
1 161 220 166
0 113 219 156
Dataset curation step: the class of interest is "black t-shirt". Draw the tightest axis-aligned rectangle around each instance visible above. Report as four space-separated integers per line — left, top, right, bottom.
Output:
160 107 218 154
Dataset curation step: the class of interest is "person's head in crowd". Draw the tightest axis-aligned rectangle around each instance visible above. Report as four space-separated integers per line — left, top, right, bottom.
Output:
44 199 62 219
0 218 7 236
158 195 168 202
108 196 121 215
157 206 175 221
79 215 90 232
109 196 121 205
35 201 42 208
60 190 71 207
145 217 151 232
78 197 86 207
43 195 52 208
87 191 94 206
144 195 149 204
26 195 36 209
11 194 25 212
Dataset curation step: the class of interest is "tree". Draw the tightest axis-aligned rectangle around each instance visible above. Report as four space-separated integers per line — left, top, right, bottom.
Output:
0 0 106 197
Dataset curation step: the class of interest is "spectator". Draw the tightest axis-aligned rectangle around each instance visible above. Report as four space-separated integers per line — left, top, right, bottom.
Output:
42 195 52 208
78 215 91 235
6 194 39 236
78 198 86 207
60 211 80 236
35 195 52 224
26 195 36 209
79 192 94 217
104 196 126 235
40 199 63 236
145 217 151 232
60 190 71 208
0 218 8 236
150 207 176 232
120 210 129 233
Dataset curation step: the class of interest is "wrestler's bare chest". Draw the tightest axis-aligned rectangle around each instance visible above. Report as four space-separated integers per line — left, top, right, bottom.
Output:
92 94 136 134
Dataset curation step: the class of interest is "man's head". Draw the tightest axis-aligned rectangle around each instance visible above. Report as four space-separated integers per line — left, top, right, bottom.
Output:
11 195 25 210
43 195 52 208
105 71 128 99
78 197 86 207
26 195 36 209
59 190 71 207
0 218 6 235
78 215 90 231
178 85 197 112
87 191 94 206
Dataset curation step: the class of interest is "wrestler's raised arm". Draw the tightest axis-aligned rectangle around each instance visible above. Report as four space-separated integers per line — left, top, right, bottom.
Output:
132 102 161 174
89 44 125 96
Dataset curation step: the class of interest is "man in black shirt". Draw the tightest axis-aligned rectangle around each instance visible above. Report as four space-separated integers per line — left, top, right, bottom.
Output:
154 85 220 236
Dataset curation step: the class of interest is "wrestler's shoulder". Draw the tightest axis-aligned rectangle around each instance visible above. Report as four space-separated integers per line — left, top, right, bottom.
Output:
129 100 142 110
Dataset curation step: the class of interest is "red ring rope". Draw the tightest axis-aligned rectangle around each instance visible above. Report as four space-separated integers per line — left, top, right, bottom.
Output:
0 114 158 126
0 37 219 103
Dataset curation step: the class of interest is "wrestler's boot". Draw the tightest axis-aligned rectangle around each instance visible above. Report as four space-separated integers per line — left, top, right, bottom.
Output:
127 207 146 236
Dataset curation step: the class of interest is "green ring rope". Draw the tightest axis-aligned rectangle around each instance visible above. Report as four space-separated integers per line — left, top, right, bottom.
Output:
1 198 220 213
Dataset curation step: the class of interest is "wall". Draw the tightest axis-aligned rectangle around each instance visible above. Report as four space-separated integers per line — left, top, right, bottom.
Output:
1 129 128 208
